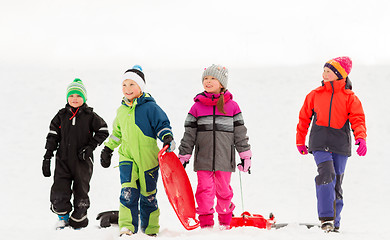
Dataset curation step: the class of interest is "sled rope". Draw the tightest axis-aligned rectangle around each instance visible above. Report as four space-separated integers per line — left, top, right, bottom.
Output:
239 171 244 212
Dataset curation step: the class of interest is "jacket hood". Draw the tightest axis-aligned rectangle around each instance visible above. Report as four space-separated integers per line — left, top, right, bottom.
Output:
122 92 156 107
321 78 352 91
194 90 233 106
63 103 93 114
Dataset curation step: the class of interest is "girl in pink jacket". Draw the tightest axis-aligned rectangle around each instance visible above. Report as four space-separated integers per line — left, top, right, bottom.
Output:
178 64 252 229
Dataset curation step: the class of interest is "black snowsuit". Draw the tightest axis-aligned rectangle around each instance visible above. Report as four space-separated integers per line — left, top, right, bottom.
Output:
45 103 109 223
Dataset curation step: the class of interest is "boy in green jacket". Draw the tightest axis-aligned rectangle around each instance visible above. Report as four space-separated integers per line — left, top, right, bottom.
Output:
100 65 175 237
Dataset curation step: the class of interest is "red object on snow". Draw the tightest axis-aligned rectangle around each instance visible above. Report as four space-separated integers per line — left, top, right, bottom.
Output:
158 146 200 230
230 211 275 229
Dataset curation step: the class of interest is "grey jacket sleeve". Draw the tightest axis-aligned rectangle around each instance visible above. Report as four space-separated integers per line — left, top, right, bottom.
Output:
233 112 251 153
178 113 197 155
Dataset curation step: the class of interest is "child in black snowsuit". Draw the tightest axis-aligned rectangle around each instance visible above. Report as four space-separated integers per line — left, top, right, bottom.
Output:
42 78 109 229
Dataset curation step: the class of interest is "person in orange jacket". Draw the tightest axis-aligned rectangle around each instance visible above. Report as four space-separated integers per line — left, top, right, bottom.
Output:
296 56 367 232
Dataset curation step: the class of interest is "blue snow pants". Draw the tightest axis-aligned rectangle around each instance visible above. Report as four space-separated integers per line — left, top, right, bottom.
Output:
313 151 348 228
119 160 160 234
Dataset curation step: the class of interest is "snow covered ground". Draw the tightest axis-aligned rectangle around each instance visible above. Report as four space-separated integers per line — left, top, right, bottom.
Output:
1 65 389 240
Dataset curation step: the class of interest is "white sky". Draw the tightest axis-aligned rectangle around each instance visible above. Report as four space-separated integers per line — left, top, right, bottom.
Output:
1 0 389 70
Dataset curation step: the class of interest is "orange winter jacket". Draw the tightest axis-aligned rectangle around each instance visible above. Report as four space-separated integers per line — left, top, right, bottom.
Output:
296 79 366 156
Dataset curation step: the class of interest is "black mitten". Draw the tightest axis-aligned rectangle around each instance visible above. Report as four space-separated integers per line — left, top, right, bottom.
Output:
100 146 113 168
96 211 119 228
42 150 53 177
78 146 94 162
163 135 176 152
42 159 51 177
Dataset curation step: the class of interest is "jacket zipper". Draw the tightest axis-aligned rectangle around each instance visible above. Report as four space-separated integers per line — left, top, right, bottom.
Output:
324 82 335 152
69 107 79 126
212 95 216 171
328 81 335 127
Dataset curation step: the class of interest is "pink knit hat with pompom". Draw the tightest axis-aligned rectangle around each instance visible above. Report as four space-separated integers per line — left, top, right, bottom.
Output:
324 56 352 79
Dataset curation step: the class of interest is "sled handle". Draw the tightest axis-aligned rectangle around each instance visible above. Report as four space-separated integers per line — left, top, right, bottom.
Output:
158 145 170 159
183 218 200 230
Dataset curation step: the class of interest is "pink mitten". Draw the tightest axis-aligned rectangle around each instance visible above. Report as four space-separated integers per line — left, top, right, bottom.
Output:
238 158 251 172
178 154 191 167
355 139 367 156
238 150 252 173
297 145 308 155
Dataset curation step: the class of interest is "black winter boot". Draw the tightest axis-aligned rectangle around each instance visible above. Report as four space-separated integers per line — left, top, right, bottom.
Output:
69 206 89 229
69 214 88 229
69 198 90 229
321 220 334 233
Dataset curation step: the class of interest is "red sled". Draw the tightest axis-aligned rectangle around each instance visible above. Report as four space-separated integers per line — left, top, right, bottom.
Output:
230 211 275 229
158 146 200 230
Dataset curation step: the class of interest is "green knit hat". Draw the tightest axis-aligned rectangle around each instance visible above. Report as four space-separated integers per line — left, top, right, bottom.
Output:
67 78 87 102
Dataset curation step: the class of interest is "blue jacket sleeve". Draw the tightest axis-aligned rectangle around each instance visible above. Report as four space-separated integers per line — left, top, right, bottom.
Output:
149 103 173 142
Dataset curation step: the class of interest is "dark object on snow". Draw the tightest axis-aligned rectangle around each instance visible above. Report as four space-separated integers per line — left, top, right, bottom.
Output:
96 211 119 228
300 223 320 229
271 222 321 230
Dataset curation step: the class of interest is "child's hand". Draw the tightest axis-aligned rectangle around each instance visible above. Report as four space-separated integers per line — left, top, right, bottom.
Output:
42 159 51 177
238 150 252 173
355 139 367 156
178 154 191 168
297 145 308 155
163 135 176 152
78 146 93 162
100 146 113 168
237 158 251 173
42 149 53 177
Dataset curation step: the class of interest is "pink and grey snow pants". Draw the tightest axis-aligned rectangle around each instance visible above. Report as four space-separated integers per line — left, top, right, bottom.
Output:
195 170 235 227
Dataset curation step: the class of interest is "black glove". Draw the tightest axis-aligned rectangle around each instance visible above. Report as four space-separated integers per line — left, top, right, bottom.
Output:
163 135 176 152
100 146 113 168
44 149 54 159
78 146 94 162
42 159 51 177
96 211 119 228
42 150 53 177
